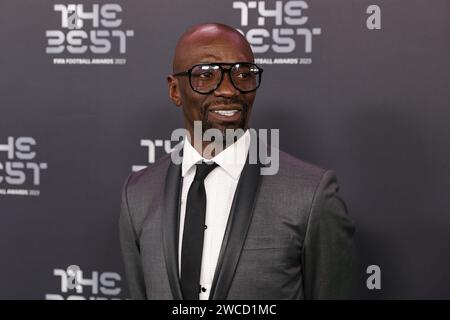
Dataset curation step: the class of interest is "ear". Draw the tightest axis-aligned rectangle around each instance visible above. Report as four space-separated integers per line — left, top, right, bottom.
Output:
167 75 182 107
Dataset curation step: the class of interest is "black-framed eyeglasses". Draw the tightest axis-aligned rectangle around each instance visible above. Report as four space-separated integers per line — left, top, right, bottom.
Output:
172 62 263 94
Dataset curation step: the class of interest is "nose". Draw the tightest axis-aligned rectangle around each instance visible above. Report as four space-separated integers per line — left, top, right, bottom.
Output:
213 70 239 97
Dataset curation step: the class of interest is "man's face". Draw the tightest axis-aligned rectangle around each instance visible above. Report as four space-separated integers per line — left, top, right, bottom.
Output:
168 31 257 139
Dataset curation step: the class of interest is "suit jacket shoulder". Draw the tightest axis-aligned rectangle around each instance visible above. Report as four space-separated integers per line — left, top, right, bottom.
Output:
122 153 172 238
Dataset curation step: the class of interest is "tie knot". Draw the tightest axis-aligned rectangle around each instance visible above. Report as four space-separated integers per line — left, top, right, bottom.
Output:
193 162 218 182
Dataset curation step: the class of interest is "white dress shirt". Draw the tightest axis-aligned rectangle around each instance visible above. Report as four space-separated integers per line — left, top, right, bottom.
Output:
178 130 251 300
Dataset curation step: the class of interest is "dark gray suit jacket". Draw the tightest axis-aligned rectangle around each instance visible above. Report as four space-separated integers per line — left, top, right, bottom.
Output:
119 143 356 300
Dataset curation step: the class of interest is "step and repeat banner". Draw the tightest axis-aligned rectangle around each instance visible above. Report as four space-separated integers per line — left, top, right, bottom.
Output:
0 0 449 299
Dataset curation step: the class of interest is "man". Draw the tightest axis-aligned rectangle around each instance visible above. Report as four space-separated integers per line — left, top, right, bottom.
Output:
119 23 356 300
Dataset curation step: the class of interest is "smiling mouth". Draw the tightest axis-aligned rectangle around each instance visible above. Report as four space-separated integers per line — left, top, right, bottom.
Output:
208 103 243 117
211 109 240 116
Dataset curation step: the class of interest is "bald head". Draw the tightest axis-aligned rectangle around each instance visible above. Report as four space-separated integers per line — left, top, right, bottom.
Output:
167 23 259 146
172 23 254 73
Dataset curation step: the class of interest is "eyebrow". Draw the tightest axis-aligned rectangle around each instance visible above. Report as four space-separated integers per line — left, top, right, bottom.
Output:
196 54 223 63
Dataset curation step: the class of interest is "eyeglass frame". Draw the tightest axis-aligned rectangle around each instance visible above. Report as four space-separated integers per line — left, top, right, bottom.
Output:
172 61 264 94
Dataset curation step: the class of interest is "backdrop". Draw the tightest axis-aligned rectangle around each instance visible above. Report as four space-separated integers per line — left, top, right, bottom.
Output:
0 0 449 299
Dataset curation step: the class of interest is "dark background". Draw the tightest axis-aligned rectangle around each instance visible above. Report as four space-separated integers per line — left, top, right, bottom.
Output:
0 0 449 299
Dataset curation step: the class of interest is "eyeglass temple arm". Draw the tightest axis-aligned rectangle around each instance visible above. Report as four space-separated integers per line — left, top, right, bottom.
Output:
172 71 189 76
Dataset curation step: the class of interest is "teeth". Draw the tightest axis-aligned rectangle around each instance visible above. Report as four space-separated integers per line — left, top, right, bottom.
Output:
213 110 239 116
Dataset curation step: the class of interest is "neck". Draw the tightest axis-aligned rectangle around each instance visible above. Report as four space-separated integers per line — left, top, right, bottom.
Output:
187 137 221 159
185 126 246 159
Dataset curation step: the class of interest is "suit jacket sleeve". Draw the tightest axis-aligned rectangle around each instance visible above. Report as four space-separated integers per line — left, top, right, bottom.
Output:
119 174 147 300
302 170 356 299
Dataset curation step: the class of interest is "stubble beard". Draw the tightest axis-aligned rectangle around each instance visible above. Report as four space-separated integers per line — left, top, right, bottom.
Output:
201 103 249 149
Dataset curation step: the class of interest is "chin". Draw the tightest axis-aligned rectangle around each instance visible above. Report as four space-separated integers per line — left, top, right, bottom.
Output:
213 123 245 134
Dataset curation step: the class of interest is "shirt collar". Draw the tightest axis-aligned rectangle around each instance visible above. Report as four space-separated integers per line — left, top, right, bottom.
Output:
181 130 251 180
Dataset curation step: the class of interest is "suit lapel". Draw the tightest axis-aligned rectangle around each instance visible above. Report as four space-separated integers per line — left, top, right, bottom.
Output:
209 145 263 299
163 137 265 300
162 157 183 300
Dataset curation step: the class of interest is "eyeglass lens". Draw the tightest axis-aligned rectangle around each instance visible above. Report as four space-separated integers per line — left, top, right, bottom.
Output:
190 63 260 93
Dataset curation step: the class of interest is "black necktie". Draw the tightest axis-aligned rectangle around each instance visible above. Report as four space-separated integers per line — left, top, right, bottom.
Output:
181 161 218 300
